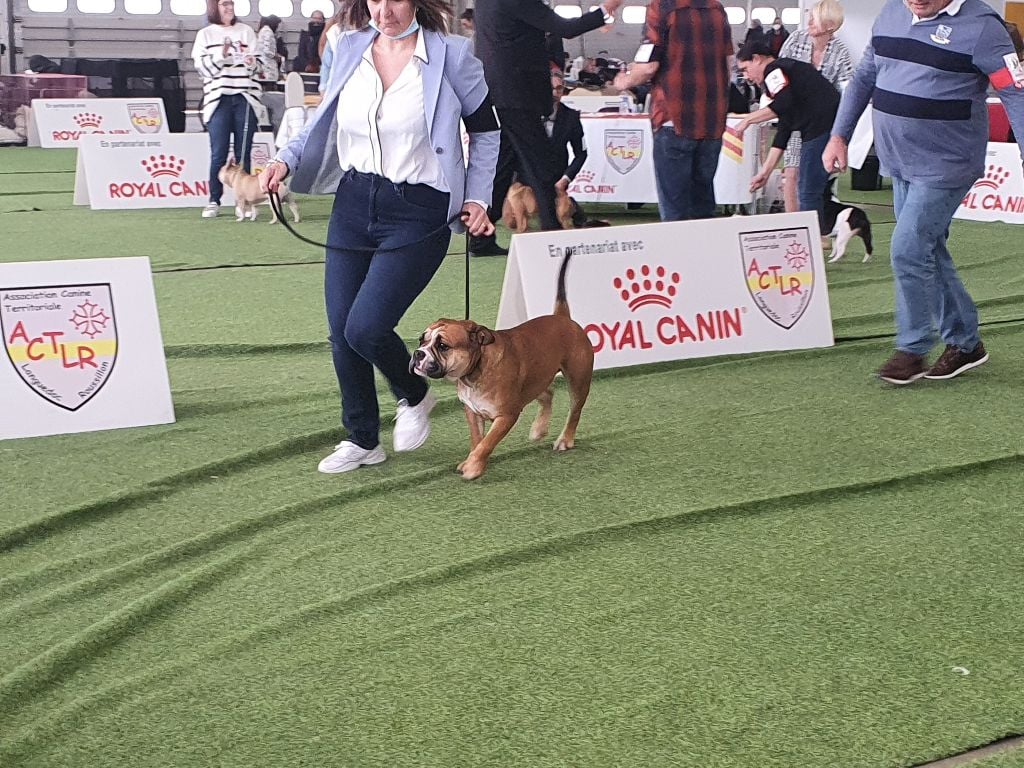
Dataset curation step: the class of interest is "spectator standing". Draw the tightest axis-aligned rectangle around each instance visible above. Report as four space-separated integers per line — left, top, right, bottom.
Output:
261 0 499 473
294 10 326 73
191 0 265 219
734 41 839 228
823 0 1024 384
256 15 284 82
319 4 353 93
743 18 765 46
471 0 622 255
612 0 733 221
774 0 852 212
459 8 475 51
765 16 790 55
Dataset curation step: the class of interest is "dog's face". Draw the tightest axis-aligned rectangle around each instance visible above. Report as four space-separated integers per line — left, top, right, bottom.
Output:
410 320 495 379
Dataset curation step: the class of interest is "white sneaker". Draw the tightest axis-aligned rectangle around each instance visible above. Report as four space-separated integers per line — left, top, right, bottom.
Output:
393 391 436 452
201 202 220 218
317 441 386 474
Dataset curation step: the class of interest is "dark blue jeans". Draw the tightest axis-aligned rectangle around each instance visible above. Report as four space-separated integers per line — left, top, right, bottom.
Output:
797 131 831 232
653 128 722 221
325 170 452 449
206 93 258 204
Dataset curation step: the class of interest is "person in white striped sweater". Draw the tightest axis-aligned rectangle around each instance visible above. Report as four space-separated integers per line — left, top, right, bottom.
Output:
191 0 266 218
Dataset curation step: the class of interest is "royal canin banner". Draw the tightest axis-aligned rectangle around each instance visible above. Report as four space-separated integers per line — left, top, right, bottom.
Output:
497 212 834 370
74 132 276 210
954 142 1024 225
567 115 762 207
29 99 169 148
1 257 174 440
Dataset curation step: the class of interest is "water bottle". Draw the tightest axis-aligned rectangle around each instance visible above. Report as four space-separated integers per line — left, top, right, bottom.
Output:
618 93 632 114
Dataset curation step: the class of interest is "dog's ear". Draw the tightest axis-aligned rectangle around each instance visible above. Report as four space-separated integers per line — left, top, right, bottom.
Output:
469 325 495 346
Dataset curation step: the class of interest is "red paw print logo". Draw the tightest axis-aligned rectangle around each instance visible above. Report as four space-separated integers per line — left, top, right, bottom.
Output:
73 112 102 128
141 154 186 178
975 164 1010 190
614 264 680 311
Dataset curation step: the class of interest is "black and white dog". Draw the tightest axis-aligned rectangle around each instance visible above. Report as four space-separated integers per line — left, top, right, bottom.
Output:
821 180 873 264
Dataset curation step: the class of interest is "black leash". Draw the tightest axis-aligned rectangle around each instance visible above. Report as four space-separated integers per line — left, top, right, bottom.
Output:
268 189 473 319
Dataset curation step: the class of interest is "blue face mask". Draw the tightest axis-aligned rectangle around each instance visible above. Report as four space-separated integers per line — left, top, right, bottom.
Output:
369 16 420 39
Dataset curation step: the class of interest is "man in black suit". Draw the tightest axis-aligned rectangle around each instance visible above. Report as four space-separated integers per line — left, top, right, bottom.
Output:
471 0 623 255
546 69 587 217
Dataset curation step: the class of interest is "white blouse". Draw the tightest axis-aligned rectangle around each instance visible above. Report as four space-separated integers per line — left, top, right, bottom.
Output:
335 32 448 192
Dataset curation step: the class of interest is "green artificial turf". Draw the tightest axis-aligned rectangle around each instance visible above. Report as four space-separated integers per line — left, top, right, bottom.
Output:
2 147 1024 768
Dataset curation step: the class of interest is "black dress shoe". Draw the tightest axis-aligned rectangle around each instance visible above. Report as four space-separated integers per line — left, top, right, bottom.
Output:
469 237 509 257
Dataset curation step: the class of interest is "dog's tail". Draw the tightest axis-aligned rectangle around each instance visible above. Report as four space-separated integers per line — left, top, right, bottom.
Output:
859 216 874 257
554 251 572 318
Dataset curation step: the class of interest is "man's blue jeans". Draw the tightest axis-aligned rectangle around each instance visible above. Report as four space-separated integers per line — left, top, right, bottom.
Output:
324 170 451 450
206 93 258 204
890 176 979 356
653 128 721 221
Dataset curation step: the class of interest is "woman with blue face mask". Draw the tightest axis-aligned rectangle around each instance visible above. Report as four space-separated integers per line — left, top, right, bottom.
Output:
260 0 500 475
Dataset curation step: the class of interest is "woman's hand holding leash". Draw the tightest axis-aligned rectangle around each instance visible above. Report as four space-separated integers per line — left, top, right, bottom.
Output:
259 160 288 194
462 201 493 237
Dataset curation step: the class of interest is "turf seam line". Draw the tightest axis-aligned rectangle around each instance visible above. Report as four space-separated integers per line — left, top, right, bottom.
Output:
835 316 1024 344
39 449 1015 700
0 427 341 553
0 394 473 554
911 734 1024 768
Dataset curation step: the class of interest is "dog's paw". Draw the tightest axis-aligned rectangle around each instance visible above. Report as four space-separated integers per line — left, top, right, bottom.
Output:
862 254 872 263
529 425 549 442
457 457 486 480
553 436 574 452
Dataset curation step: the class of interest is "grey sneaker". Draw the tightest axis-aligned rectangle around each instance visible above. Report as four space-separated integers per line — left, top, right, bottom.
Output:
925 342 988 380
201 202 220 218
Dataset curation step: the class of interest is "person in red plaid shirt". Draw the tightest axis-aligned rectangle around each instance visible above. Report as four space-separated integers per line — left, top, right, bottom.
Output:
613 0 733 221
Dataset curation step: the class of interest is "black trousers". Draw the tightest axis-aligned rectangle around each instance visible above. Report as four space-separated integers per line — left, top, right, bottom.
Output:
489 107 561 231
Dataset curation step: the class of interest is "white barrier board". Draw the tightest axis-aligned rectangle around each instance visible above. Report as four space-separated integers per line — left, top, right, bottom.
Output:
29 98 169 148
1 257 175 440
954 142 1024 225
497 212 833 371
568 115 760 206
74 132 277 209
561 92 623 113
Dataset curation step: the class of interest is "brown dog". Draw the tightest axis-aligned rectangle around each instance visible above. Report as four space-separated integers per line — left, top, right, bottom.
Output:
411 254 594 480
502 181 575 233
217 160 300 223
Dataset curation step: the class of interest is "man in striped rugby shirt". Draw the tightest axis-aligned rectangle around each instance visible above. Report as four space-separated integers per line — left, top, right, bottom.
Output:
824 0 1024 384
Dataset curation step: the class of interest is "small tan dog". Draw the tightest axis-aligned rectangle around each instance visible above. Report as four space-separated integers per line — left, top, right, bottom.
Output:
502 181 575 233
217 160 300 223
411 253 594 480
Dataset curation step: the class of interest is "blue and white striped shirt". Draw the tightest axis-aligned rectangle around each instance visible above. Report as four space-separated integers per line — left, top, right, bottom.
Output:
832 0 1024 188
